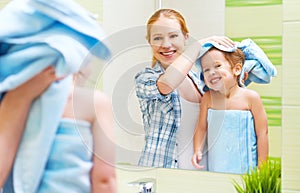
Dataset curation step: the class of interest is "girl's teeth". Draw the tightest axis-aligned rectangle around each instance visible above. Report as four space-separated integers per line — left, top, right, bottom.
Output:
210 78 220 84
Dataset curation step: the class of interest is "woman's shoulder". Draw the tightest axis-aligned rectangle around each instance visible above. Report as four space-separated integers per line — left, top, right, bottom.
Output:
135 66 163 82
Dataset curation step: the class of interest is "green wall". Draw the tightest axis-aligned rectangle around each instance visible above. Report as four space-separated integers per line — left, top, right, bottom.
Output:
225 1 282 159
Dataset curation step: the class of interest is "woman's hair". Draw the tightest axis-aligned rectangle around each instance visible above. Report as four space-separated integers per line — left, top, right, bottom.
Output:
146 9 189 67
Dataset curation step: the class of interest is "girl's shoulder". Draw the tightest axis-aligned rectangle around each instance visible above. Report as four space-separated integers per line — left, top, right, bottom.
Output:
73 86 111 120
241 88 261 100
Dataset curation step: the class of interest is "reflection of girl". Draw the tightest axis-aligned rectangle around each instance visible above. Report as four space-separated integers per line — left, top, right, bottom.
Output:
134 8 235 169
192 47 269 174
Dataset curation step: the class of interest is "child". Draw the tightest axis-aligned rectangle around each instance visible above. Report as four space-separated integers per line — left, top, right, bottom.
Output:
1 65 117 193
192 47 269 174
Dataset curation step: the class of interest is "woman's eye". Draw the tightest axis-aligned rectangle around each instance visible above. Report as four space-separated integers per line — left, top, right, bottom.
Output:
153 37 162 41
170 34 178 38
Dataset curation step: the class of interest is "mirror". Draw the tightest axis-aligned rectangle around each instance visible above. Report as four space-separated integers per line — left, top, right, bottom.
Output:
100 0 282 174
101 0 227 168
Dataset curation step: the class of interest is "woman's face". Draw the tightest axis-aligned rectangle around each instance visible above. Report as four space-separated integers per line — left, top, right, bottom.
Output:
149 16 188 68
201 49 236 91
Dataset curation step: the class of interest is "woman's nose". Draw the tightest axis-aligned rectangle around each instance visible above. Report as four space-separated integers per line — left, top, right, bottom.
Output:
161 38 171 48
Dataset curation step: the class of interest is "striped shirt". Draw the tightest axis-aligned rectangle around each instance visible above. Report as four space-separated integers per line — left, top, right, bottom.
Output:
134 63 204 168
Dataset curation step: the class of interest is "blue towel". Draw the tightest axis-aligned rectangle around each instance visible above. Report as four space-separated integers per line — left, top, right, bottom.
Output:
38 119 93 193
195 38 277 87
0 0 110 192
207 109 257 174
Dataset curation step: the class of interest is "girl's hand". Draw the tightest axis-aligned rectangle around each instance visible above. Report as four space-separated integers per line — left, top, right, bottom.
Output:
191 152 205 169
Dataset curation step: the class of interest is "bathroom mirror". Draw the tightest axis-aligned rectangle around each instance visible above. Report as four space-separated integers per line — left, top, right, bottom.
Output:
100 0 282 175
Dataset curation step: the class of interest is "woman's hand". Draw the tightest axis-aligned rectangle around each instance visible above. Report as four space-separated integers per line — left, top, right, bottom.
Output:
8 66 58 101
0 65 59 187
199 36 235 48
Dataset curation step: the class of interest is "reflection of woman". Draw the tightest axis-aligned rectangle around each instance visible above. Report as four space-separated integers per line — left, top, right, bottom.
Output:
134 8 235 169
192 47 269 174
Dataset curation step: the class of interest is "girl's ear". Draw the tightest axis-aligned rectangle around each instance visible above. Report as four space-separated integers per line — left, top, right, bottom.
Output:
233 63 242 76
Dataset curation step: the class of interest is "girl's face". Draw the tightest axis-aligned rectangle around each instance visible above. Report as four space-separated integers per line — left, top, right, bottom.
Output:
149 16 188 68
201 49 237 91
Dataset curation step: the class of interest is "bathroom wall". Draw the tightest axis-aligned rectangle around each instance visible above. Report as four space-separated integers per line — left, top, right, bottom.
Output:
225 0 282 161
282 0 300 191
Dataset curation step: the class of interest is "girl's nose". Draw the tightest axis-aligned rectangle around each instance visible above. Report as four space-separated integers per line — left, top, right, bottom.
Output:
209 69 216 76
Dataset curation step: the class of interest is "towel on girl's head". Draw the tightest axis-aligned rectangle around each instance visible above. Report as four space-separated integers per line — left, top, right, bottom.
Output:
0 0 110 192
195 38 277 87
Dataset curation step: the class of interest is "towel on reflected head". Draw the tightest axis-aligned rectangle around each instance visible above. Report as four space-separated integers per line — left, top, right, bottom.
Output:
195 38 277 87
0 0 110 192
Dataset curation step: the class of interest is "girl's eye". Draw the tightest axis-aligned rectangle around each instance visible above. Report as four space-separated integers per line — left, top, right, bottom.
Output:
203 68 209 73
216 64 221 68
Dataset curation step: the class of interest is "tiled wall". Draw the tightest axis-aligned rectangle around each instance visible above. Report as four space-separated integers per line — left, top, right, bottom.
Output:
282 0 300 191
226 0 300 191
225 0 282 159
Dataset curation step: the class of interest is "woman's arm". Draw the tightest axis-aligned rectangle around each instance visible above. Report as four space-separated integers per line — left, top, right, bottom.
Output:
192 92 210 169
90 92 117 193
0 66 56 187
157 36 235 95
249 90 269 167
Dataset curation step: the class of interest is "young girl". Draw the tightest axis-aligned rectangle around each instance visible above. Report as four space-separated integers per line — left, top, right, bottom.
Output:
192 47 269 174
1 66 117 193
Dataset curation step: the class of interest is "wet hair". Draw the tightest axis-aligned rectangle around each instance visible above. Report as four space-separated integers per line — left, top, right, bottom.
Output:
222 48 245 69
146 9 189 67
205 48 245 87
223 48 245 87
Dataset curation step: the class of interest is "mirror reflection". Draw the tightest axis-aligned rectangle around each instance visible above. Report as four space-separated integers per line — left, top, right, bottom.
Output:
102 0 282 175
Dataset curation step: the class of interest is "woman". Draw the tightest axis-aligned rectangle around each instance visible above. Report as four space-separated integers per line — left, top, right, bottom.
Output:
134 8 235 169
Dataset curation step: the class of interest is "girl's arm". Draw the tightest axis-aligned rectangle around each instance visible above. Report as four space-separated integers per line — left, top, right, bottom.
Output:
249 90 269 167
192 92 210 169
0 66 56 187
157 36 235 95
90 92 117 193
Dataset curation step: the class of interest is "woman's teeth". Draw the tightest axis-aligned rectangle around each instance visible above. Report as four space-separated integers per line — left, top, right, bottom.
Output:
161 51 175 56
